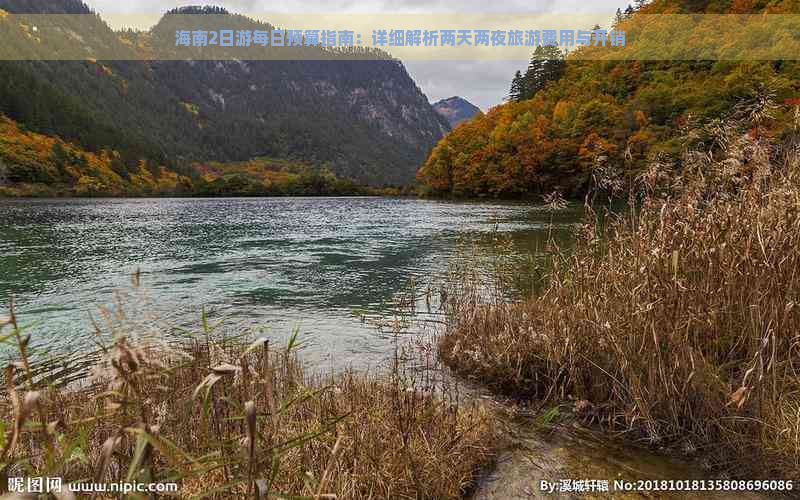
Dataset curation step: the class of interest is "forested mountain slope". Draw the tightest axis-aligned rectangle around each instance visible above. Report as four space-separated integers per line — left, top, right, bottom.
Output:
417 0 800 198
0 1 450 193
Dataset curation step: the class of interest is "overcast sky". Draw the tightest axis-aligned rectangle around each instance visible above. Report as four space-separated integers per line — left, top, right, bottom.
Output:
86 0 625 110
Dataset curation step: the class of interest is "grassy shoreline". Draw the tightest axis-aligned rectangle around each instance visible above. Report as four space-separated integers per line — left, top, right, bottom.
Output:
0 300 497 498
437 105 800 480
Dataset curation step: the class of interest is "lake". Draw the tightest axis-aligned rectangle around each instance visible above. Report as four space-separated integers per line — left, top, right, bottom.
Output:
0 197 579 369
5 197 762 493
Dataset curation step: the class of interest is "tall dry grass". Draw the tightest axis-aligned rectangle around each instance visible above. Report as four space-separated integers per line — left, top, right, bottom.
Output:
0 281 496 498
439 96 800 478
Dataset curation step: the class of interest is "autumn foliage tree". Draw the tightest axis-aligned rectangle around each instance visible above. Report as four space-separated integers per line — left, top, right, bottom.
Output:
418 0 800 198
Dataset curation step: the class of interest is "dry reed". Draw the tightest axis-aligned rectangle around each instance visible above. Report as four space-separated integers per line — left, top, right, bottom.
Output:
439 96 800 478
0 290 496 498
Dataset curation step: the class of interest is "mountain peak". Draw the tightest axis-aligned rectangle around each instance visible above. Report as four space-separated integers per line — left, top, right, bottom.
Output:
165 5 231 15
432 96 481 127
0 0 94 14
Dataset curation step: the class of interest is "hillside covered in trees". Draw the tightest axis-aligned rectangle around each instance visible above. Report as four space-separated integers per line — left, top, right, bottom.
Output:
417 0 800 198
0 114 381 197
0 1 450 196
0 114 193 196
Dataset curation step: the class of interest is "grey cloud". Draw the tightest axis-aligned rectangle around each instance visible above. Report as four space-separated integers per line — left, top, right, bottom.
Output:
405 59 527 110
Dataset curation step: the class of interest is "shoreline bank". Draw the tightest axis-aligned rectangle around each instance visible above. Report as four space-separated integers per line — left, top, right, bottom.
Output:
436 116 800 483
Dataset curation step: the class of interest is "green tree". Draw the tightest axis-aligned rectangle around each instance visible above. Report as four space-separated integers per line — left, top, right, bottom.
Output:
110 157 130 180
614 8 625 26
519 45 565 100
624 5 635 17
49 142 79 183
509 70 523 101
